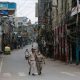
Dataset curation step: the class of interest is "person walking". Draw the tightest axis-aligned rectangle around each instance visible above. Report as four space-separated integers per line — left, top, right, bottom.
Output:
28 48 37 75
36 50 45 75
25 49 29 60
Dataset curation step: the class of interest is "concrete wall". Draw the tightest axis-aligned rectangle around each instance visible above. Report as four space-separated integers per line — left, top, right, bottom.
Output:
52 0 72 61
52 0 72 29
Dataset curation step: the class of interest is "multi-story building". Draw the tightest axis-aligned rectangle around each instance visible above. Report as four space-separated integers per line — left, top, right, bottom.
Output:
38 0 46 25
52 0 72 62
67 0 80 64
14 17 35 44
0 2 16 51
38 0 54 57
52 0 72 29
15 17 28 28
52 0 80 65
38 0 80 64
0 2 16 33
14 17 29 39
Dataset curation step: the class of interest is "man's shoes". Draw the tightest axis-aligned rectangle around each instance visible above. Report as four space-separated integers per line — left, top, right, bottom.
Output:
32 73 35 76
38 72 41 75
29 72 30 75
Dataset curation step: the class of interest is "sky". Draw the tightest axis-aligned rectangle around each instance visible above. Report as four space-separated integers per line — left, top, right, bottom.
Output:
0 0 38 23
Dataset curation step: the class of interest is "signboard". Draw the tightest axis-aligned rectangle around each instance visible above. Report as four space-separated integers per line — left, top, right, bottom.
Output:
0 10 8 15
0 2 8 10
8 3 16 10
0 2 16 10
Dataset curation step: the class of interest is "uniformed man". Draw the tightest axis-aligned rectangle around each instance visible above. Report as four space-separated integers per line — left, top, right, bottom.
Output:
36 50 45 75
28 48 37 75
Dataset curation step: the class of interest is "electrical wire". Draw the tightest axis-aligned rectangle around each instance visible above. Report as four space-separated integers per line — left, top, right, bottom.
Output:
15 0 37 23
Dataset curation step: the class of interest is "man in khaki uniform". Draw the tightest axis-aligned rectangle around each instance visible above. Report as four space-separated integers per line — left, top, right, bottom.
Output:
36 50 45 75
28 48 37 75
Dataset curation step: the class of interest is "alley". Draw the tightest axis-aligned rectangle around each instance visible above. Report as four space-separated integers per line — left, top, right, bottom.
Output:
0 43 80 80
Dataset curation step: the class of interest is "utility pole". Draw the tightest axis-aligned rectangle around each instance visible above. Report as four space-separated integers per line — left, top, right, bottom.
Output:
76 0 79 65
51 0 58 60
1 16 5 51
64 0 69 64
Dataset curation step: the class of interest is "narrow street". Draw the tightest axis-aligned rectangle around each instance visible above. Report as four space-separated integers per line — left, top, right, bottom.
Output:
0 43 80 80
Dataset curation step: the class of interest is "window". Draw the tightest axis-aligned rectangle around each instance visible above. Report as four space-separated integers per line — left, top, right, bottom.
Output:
72 0 80 7
79 0 80 4
18 22 23 26
72 0 77 7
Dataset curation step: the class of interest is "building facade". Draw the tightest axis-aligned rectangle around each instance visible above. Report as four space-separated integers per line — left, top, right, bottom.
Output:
52 0 72 62
38 0 54 57
52 0 80 64
38 0 80 64
0 2 16 51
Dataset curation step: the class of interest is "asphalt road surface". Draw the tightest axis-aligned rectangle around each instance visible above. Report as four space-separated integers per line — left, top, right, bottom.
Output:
0 43 80 80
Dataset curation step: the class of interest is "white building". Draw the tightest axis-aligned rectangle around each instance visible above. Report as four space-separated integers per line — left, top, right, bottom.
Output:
14 17 28 28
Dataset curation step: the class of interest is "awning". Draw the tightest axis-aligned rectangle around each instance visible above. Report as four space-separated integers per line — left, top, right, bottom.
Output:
71 5 80 16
